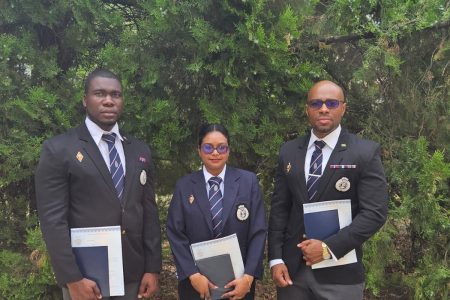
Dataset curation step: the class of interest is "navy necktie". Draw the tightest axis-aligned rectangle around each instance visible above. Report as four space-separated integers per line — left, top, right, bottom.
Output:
307 140 326 201
102 133 125 200
208 177 223 238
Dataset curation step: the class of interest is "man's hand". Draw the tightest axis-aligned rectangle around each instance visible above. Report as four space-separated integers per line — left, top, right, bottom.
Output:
271 263 293 287
222 274 253 300
189 272 216 299
67 278 102 300
298 239 323 266
138 272 159 299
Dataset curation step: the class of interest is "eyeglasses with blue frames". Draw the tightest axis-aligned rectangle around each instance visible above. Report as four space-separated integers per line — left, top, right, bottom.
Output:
307 99 344 110
201 144 229 154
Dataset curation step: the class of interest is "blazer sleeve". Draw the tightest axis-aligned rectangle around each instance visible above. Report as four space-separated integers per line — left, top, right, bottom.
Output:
142 147 162 273
243 173 267 277
325 143 388 258
166 181 199 280
35 139 83 286
268 148 293 261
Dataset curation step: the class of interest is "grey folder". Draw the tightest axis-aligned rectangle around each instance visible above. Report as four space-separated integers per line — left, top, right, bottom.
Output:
195 254 235 300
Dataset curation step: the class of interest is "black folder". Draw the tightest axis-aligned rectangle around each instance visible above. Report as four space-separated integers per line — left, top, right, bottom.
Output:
72 246 110 296
195 254 235 300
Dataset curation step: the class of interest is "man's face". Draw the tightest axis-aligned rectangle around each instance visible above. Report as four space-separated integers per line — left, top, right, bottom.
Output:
305 81 346 138
83 76 123 131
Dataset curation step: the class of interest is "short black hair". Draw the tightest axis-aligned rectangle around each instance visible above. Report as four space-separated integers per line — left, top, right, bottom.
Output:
198 124 230 146
84 68 121 94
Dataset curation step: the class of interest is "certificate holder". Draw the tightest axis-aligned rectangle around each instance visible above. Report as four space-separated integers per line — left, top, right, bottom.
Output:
303 199 357 269
190 233 245 299
70 226 124 296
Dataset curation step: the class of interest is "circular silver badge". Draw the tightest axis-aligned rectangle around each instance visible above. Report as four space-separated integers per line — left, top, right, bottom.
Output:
335 177 350 192
236 204 249 221
140 170 147 185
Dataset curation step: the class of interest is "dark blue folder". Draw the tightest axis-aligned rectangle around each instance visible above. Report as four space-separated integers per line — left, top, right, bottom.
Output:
304 209 340 240
72 246 110 296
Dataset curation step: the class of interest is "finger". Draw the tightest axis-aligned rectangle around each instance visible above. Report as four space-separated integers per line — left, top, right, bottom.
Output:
92 284 102 299
282 269 293 285
224 279 237 289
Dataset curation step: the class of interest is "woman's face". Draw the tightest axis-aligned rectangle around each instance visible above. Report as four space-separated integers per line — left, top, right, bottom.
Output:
198 131 230 176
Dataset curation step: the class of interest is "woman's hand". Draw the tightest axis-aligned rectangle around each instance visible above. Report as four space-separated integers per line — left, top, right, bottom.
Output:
221 274 253 300
189 272 217 299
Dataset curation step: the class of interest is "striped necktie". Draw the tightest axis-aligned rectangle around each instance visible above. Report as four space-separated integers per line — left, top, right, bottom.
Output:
208 176 223 238
306 140 326 201
102 133 125 200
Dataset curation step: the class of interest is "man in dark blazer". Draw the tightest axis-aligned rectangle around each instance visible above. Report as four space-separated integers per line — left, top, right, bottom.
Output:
167 165 266 299
268 80 388 299
35 69 162 300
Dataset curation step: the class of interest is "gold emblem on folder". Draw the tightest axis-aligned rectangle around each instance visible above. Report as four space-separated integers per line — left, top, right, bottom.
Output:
76 151 83 162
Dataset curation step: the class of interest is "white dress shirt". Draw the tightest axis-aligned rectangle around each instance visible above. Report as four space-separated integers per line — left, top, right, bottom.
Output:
202 165 226 196
85 117 126 174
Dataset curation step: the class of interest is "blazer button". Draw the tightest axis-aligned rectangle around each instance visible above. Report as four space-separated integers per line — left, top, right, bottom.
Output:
122 230 126 235
302 234 307 239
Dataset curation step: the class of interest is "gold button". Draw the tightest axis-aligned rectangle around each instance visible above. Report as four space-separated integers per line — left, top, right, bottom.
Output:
122 230 126 235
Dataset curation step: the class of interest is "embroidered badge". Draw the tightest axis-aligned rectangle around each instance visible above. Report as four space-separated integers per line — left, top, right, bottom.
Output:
236 204 249 221
76 151 84 162
140 170 147 185
335 177 351 192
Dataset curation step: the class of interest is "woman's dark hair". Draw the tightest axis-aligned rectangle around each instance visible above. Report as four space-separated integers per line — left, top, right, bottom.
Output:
198 124 230 146
84 68 121 94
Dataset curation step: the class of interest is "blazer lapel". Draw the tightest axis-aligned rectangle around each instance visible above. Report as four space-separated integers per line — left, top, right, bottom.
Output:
121 134 135 206
77 124 117 198
315 131 349 201
222 167 239 226
296 136 309 205
191 171 214 233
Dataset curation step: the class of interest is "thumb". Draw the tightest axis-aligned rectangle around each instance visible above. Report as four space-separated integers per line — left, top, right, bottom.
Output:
92 284 102 299
282 269 293 285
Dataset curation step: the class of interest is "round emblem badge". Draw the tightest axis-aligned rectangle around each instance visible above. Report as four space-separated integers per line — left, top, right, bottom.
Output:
335 177 350 192
140 170 147 186
236 204 249 221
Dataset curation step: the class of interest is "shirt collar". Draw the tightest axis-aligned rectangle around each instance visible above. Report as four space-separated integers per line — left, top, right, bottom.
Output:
202 164 227 184
85 117 123 145
308 125 341 150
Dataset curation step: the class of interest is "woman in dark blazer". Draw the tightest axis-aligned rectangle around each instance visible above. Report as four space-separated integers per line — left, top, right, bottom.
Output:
167 124 266 300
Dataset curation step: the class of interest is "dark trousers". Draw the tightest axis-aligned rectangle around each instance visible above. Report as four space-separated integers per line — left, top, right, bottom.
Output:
277 263 364 300
178 278 256 300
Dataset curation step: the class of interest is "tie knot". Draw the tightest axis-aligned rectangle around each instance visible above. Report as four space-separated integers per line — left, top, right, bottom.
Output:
208 176 222 187
314 140 326 149
102 133 117 144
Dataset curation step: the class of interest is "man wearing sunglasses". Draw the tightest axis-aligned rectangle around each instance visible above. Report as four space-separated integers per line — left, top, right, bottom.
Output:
268 80 388 299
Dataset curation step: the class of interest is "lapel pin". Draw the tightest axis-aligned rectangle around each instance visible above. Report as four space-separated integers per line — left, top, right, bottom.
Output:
341 143 347 148
188 194 195 204
286 162 292 173
76 151 84 162
139 156 147 163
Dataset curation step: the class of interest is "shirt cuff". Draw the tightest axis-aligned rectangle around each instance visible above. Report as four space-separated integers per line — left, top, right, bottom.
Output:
269 259 285 268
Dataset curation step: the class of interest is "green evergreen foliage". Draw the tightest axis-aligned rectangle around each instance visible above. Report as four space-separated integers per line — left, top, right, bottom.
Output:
1 0 449 299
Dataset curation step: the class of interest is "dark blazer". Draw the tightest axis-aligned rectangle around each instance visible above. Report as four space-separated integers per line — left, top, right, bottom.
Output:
167 167 266 283
35 123 162 286
268 129 388 284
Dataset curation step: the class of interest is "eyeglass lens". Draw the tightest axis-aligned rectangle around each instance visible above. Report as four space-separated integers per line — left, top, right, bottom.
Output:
308 99 342 109
201 144 229 154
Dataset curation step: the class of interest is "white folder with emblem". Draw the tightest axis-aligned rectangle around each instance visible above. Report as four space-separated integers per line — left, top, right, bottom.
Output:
303 199 357 269
70 225 124 296
190 233 245 278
